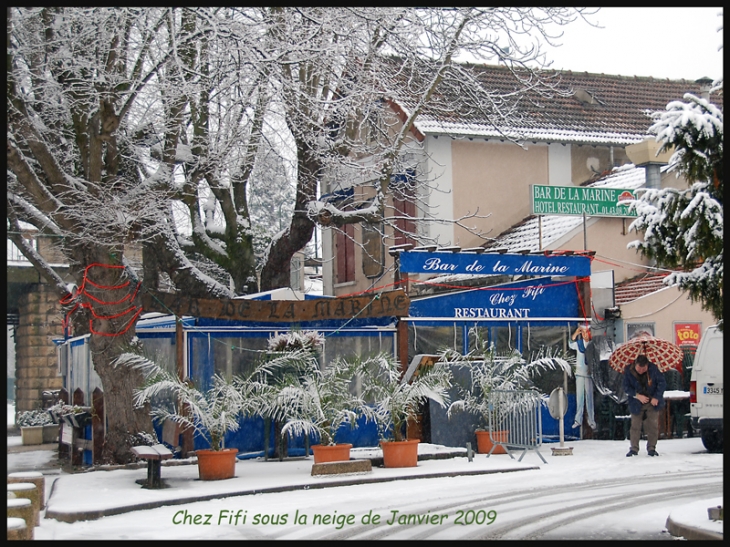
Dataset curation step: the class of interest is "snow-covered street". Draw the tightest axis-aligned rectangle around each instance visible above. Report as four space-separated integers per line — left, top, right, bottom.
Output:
8 401 722 541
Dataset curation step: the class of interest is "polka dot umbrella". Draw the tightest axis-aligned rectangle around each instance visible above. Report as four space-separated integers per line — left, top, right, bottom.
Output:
608 335 684 373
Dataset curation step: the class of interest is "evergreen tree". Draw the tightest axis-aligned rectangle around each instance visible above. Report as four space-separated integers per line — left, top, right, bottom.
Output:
629 85 723 327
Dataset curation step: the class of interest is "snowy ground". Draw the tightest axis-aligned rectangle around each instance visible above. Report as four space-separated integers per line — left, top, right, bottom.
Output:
7 402 723 540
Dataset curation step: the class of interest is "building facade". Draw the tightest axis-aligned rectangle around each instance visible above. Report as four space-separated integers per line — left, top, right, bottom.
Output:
322 66 721 300
318 64 720 440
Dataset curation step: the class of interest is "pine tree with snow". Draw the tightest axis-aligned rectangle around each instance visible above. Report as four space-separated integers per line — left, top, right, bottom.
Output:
628 84 723 327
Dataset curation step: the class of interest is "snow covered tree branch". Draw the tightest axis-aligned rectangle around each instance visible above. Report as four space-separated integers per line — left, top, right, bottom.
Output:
7 7 593 461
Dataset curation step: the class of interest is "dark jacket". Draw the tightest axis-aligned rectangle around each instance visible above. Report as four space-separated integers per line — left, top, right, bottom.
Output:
623 361 667 414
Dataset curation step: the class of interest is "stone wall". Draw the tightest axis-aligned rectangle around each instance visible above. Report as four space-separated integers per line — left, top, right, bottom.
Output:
15 285 64 414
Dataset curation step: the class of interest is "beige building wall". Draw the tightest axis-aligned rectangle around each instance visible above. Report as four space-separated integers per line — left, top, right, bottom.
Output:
549 217 652 285
326 111 700 305
617 286 716 343
36 236 67 264
450 139 548 249
15 285 64 413
440 138 634 251
330 186 401 297
658 168 689 191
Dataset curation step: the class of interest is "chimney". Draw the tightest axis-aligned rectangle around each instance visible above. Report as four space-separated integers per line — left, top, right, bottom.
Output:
644 164 661 189
695 77 713 101
625 139 673 190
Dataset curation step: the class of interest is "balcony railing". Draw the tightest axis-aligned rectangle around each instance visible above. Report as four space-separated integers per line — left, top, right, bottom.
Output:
7 239 33 263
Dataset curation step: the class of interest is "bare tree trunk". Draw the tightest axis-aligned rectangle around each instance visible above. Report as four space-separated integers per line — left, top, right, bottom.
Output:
90 340 155 463
70 248 155 463
260 144 319 291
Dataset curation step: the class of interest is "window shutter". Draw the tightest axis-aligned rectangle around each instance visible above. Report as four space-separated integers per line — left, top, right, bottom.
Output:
336 223 355 283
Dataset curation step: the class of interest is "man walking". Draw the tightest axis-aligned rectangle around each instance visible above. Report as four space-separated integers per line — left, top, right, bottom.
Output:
623 355 666 457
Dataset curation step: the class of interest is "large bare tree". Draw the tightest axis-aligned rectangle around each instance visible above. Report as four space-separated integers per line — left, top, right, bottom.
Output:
7 7 591 462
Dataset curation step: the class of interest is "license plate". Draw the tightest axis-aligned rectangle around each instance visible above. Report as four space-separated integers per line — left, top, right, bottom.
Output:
703 384 723 395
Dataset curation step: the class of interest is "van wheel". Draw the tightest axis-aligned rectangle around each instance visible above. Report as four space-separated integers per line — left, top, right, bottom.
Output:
701 429 723 453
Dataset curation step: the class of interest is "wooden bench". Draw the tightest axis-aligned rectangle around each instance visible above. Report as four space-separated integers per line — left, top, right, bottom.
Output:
131 444 174 489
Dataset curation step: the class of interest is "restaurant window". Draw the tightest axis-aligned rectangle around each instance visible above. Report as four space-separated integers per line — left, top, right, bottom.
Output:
408 323 463 357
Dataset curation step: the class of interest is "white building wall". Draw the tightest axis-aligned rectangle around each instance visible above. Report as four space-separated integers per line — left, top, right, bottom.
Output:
321 226 334 296
421 136 455 246
548 143 572 185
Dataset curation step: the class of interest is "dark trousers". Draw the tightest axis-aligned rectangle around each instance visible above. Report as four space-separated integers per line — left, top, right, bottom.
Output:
630 403 660 453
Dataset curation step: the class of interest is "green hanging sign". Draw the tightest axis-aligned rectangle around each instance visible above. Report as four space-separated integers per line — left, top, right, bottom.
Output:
531 184 639 217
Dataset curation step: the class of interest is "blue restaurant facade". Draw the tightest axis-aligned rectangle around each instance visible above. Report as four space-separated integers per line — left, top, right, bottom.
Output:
58 253 594 458
399 251 593 446
134 290 399 455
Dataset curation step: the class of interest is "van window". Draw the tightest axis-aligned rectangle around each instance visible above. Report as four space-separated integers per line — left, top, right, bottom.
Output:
696 335 722 371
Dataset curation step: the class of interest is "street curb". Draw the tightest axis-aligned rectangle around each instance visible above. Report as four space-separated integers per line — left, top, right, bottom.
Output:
7 442 59 454
44 465 538 523
666 515 723 541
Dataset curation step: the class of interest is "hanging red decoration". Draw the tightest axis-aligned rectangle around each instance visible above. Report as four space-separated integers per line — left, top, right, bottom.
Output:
60 263 142 338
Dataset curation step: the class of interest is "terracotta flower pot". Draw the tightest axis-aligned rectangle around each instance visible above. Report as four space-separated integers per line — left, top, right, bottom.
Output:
311 443 352 464
475 430 509 455
195 448 238 480
380 439 419 468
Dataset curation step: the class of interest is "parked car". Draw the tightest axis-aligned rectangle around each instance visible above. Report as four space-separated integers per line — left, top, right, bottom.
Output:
689 325 723 453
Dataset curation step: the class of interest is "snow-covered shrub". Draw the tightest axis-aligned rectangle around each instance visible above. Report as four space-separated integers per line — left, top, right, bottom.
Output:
258 355 364 446
118 352 245 452
349 353 453 442
17 409 53 427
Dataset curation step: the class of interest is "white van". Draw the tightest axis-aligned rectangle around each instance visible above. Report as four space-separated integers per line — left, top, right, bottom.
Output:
689 325 723 452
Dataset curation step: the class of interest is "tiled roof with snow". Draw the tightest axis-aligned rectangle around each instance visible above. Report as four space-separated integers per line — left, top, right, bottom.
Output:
482 214 585 255
615 273 675 305
385 59 723 145
481 165 647 253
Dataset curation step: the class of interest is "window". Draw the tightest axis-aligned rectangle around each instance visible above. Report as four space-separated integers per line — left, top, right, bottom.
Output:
7 238 35 262
190 333 271 388
323 189 356 285
408 324 463 356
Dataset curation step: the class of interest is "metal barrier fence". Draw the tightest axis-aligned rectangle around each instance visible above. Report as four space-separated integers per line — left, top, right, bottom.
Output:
487 389 546 464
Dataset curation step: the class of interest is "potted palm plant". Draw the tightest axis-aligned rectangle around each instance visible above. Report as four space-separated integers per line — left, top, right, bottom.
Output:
253 333 365 464
352 353 452 467
250 331 327 460
443 328 572 454
118 353 245 480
